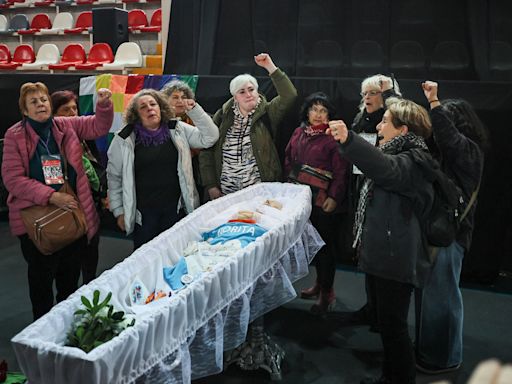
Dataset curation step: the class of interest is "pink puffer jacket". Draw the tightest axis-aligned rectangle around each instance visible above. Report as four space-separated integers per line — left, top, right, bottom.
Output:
1 100 113 241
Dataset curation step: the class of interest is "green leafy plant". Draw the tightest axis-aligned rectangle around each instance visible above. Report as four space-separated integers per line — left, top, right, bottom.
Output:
66 290 135 353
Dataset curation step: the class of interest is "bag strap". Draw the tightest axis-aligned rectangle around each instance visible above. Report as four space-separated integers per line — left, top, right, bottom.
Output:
460 182 480 222
54 119 70 180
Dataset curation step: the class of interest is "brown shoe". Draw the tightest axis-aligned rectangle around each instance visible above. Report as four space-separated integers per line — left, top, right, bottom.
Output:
300 283 320 300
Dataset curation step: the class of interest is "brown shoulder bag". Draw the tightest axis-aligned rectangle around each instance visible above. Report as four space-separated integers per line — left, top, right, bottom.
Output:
20 146 88 255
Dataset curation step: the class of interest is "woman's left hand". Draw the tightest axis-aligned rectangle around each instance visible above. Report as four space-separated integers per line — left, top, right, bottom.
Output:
327 120 349 143
184 99 196 111
254 53 277 74
422 81 440 108
322 197 337 213
49 191 78 211
97 88 112 103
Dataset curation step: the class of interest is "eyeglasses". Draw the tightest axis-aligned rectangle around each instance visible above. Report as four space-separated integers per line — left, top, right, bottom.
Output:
309 106 329 115
360 90 382 97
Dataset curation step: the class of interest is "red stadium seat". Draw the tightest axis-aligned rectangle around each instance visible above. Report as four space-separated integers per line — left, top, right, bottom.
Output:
0 44 34 69
18 13 51 35
34 0 55 6
48 43 86 70
64 11 91 34
75 42 113 70
75 0 94 4
140 8 161 33
0 44 11 63
128 9 148 32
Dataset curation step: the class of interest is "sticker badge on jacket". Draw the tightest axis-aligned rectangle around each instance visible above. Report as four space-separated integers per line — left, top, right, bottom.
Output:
41 154 64 185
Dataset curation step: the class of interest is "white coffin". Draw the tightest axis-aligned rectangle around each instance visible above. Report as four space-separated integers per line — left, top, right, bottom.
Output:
12 182 323 384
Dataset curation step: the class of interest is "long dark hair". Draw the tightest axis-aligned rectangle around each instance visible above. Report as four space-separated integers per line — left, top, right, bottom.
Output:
299 92 336 126
442 99 490 152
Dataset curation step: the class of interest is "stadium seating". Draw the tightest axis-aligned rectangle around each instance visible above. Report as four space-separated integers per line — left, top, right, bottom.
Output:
13 0 37 8
128 9 148 32
18 13 51 35
48 43 86 70
34 0 55 7
297 39 344 77
0 14 7 32
18 43 59 70
390 40 426 78
74 42 113 70
0 44 34 69
0 14 29 35
99 42 142 71
64 11 92 34
0 44 11 64
39 12 73 34
489 41 512 80
140 8 161 32
350 40 385 76
430 40 471 79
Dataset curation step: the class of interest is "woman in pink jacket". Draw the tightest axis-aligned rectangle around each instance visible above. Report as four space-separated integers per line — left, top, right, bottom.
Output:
1 82 113 320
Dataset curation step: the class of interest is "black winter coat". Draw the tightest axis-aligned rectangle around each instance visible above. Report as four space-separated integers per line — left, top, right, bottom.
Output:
339 133 435 287
429 106 484 251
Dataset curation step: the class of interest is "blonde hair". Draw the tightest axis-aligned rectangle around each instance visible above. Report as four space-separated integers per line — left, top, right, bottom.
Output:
229 73 258 96
124 89 173 125
385 97 432 138
19 82 51 116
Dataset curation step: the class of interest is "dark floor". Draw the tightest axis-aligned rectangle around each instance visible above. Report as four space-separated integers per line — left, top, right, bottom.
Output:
1 220 511 384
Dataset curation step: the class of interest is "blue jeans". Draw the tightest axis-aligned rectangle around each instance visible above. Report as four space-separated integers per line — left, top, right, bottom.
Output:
415 241 464 367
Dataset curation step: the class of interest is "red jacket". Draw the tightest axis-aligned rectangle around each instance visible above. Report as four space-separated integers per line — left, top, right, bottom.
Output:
1 100 113 240
284 126 349 206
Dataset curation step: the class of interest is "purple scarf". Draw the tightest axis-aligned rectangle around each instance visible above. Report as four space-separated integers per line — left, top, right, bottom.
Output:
134 122 171 147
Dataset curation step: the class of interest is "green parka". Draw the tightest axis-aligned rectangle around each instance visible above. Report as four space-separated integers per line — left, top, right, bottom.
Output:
199 68 297 190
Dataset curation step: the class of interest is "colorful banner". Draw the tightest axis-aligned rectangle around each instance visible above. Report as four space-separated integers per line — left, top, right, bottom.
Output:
78 74 198 165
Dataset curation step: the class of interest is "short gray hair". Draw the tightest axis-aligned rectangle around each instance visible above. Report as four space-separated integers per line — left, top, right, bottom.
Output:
361 74 402 97
229 74 258 96
161 79 195 99
358 74 402 113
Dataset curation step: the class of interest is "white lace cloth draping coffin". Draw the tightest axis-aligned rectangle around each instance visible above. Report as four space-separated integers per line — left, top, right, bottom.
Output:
11 182 324 384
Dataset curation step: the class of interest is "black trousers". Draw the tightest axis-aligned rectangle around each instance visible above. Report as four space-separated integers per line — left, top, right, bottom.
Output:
310 210 339 290
80 231 100 284
19 234 84 320
133 206 179 250
372 274 416 384
364 273 378 326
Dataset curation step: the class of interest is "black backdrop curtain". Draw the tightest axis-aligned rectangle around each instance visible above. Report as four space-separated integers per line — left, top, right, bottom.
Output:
1 1 511 283
165 0 512 81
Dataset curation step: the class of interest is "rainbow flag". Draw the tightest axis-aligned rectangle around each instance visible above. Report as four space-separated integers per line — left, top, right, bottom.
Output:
78 74 198 164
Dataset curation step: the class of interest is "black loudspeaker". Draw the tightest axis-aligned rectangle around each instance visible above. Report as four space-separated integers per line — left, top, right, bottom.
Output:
92 7 128 53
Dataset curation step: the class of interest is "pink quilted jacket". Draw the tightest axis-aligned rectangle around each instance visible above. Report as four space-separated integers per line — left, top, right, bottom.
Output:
1 101 113 241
